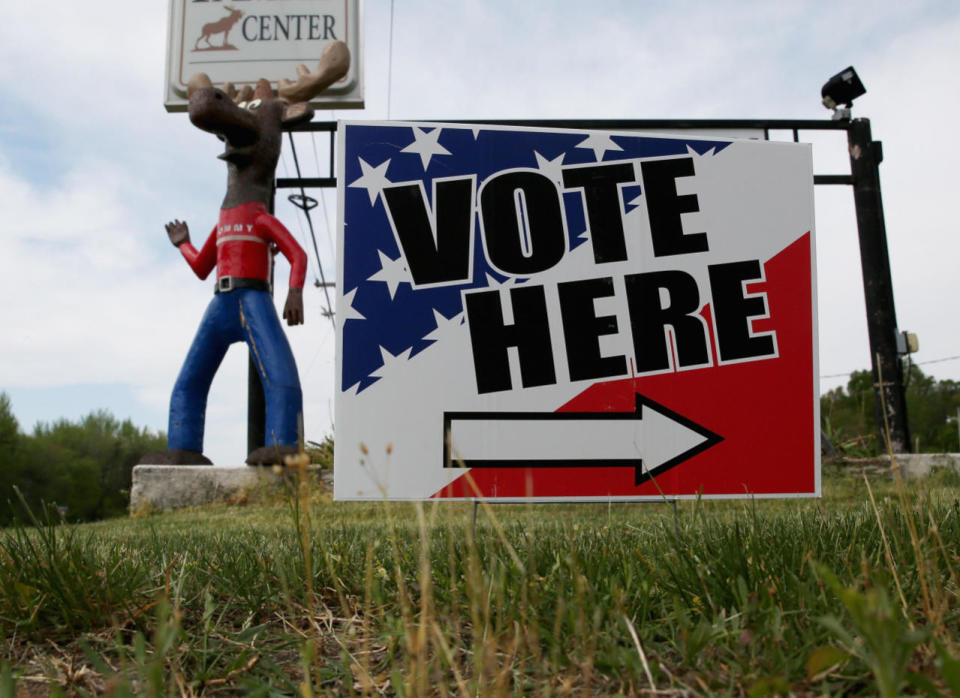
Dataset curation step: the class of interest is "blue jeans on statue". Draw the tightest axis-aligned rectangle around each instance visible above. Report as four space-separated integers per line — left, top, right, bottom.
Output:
168 288 302 454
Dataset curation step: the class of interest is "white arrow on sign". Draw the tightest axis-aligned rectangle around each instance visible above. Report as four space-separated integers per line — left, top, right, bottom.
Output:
444 394 723 486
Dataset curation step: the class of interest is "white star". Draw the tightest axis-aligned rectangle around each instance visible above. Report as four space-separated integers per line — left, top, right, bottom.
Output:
485 272 517 288
574 133 624 162
569 230 596 257
368 249 411 300
423 308 464 343
689 144 716 157
401 127 452 169
349 157 392 206
535 151 565 186
339 287 365 323
369 345 413 380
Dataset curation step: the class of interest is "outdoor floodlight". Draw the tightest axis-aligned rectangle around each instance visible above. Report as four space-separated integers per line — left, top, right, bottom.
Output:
821 66 866 110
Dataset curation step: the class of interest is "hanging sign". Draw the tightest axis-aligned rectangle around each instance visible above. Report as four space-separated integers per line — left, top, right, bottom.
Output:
165 0 363 111
335 121 819 501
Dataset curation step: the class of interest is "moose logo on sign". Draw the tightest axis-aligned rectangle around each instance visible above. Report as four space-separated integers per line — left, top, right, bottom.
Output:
193 6 244 51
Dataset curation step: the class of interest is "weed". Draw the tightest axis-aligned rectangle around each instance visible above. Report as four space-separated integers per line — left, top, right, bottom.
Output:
0 469 958 694
814 563 927 697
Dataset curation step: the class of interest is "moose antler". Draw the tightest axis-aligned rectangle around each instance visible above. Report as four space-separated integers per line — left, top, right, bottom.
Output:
188 74 265 106
188 73 255 103
187 72 213 98
222 82 255 104
277 41 350 103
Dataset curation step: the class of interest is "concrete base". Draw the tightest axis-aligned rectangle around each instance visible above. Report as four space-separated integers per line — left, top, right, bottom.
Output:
837 453 960 478
130 465 333 514
131 454 959 513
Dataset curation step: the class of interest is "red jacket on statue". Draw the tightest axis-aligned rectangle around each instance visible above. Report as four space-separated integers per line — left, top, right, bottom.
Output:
178 201 307 287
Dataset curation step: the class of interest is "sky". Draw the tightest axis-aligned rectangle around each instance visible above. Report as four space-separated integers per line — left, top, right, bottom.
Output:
1 1 958 464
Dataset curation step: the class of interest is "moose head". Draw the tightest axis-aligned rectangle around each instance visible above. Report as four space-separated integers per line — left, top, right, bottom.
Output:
185 40 350 209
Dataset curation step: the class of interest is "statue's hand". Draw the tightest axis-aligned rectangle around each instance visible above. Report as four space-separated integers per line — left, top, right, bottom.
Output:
283 287 304 326
165 220 190 247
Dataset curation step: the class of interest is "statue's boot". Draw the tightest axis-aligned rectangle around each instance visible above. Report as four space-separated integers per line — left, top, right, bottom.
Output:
138 449 213 466
246 444 300 466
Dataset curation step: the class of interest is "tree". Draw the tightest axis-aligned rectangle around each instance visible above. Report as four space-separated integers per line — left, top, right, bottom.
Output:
0 392 25 518
0 392 18 453
32 411 167 520
0 394 166 524
903 363 960 453
822 365 960 455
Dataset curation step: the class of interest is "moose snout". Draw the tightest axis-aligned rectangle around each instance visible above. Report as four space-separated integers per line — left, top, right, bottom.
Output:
188 87 259 146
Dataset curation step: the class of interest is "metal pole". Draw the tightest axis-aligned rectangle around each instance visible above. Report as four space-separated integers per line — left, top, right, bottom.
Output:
247 360 266 455
847 117 910 453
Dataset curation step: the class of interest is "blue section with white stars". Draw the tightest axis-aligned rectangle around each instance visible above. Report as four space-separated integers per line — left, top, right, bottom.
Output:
340 123 731 393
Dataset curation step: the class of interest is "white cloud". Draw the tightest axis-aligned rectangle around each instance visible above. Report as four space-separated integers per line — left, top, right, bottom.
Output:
0 157 198 385
862 15 960 379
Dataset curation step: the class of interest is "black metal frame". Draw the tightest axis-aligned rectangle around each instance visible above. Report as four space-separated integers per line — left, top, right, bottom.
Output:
277 118 856 189
265 117 909 454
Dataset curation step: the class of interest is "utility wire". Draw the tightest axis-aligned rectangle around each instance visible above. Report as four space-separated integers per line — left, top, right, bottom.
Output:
280 146 324 288
820 353 960 381
310 130 337 265
286 131 335 326
387 0 395 119
820 370 861 380
279 149 311 262
916 353 960 367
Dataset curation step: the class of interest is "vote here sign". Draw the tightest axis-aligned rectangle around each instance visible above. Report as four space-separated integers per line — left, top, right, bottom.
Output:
334 122 818 501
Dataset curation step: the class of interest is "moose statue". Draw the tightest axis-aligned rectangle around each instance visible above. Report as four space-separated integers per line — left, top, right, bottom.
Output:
142 41 350 466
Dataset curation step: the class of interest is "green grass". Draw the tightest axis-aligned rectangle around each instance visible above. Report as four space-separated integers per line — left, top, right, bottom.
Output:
1 465 959 696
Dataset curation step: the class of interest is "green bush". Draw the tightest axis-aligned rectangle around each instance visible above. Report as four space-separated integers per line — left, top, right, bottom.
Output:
821 365 960 455
0 392 166 524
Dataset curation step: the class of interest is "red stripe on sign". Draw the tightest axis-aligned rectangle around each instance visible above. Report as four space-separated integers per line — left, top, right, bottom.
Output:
433 232 814 499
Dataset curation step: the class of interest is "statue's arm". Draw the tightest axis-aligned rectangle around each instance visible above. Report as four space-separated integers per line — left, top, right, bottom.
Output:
166 220 217 280
257 213 307 325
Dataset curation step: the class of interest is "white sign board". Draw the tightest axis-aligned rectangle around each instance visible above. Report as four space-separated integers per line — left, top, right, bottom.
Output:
165 0 363 111
335 122 818 501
